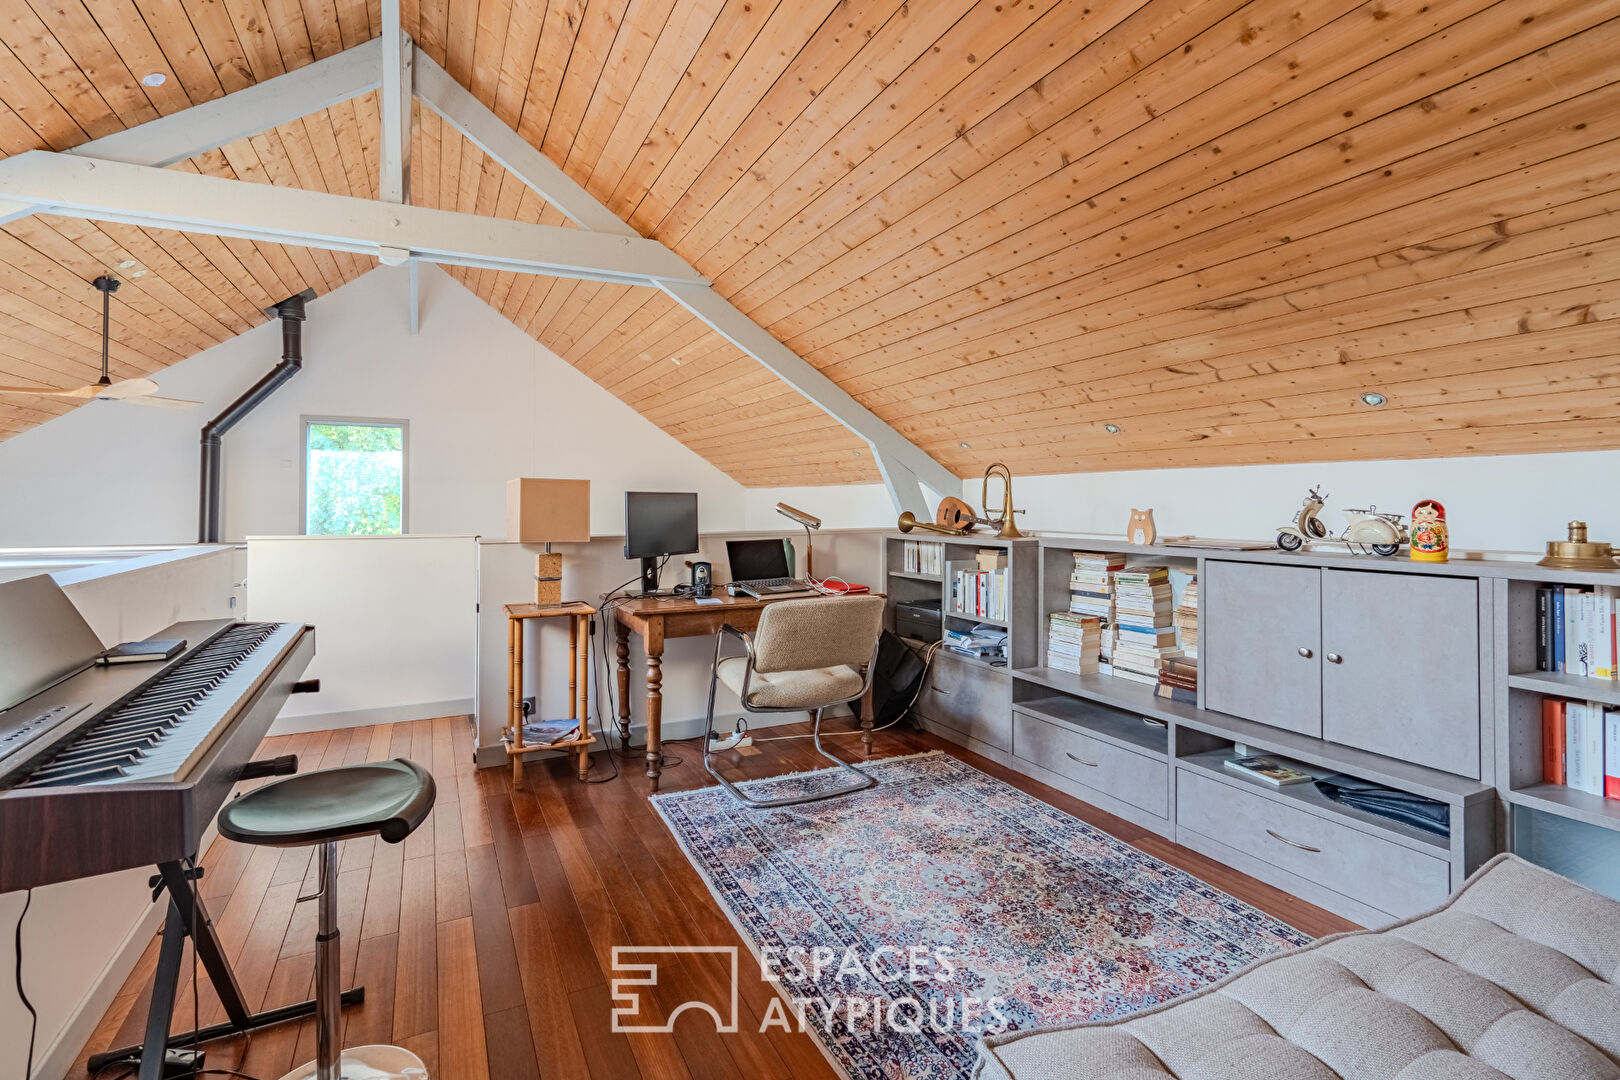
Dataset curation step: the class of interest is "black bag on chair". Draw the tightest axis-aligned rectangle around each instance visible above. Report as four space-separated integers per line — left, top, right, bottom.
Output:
860 630 929 730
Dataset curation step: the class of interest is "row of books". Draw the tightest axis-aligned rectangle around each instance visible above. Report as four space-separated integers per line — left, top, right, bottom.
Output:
950 550 1010 622
900 540 944 576
1535 585 1620 679
1542 698 1620 799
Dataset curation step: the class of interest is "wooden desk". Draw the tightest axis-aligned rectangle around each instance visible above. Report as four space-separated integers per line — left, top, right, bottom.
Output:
611 592 876 786
505 601 596 787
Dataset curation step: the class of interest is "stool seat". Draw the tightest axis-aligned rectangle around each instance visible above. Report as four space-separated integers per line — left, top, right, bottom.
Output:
219 758 435 848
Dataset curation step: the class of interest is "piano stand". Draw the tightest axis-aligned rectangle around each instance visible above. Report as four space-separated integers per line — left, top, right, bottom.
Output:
86 860 364 1080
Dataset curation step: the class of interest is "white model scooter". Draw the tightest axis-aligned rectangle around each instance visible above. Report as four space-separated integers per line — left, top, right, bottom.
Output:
1276 487 1406 557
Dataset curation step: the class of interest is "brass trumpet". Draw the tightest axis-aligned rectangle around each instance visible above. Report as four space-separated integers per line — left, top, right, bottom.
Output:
897 510 970 536
982 462 1026 539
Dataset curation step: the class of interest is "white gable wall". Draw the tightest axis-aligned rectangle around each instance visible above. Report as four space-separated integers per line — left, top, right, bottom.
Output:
0 264 747 546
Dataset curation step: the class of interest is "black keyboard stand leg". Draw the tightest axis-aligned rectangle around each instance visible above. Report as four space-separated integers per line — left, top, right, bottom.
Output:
86 859 366 1078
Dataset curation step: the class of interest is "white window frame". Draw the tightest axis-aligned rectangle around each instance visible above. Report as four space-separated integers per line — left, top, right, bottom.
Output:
300 415 411 536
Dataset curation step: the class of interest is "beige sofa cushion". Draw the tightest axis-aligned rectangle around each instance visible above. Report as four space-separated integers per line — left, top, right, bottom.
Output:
975 855 1620 1080
716 656 864 709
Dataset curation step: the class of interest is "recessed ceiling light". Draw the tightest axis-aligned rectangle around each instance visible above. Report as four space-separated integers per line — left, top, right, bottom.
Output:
1104 423 1121 434
141 72 166 87
118 259 137 269
670 356 681 365
852 450 862 457
131 269 147 277
958 441 970 449
1361 392 1387 406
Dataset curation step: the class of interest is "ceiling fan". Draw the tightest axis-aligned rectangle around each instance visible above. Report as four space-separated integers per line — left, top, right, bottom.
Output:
0 275 200 409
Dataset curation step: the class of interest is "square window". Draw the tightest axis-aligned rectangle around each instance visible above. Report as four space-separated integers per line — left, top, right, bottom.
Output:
302 419 407 535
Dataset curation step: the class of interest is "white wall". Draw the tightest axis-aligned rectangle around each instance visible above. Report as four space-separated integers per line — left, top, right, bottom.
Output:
0 547 239 1080
0 264 748 546
988 451 1620 554
743 484 895 530
247 535 479 732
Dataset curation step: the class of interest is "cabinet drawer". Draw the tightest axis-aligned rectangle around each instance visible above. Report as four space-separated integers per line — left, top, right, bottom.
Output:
919 652 1010 752
1176 768 1450 918
1013 711 1167 818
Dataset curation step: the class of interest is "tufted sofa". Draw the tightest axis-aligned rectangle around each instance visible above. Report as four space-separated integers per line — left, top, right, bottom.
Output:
975 854 1620 1080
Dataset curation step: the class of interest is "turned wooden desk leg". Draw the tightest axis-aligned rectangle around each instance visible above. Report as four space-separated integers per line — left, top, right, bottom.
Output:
860 681 875 759
512 617 526 790
575 614 591 782
615 621 632 751
645 648 664 787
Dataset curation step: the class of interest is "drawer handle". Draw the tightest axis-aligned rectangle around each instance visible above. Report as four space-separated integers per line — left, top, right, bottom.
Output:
1266 828 1321 853
1297 647 1313 659
1326 652 1343 664
1064 751 1099 768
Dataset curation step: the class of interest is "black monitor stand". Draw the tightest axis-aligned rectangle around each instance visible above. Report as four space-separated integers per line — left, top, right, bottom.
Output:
638 557 661 595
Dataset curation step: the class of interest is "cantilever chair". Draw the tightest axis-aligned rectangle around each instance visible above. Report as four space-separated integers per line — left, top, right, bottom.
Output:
703 594 887 807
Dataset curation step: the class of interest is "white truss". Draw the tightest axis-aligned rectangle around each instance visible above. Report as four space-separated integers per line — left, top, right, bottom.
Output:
3 35 955 509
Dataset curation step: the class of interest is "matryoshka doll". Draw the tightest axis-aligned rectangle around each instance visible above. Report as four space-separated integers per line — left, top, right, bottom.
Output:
1410 499 1448 562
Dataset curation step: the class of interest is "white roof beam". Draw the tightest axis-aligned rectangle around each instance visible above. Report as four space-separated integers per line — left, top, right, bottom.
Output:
0 152 706 287
415 56 957 506
0 39 383 227
379 1 411 204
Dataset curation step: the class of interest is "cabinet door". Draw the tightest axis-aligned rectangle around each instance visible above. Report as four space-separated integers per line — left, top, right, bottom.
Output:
1203 561 1323 737
1321 569 1480 778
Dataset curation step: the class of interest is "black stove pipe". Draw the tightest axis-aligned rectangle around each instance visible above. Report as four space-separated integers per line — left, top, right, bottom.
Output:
198 289 317 543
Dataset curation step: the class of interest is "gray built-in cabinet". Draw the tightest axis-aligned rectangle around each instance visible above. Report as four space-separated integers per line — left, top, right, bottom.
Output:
1205 563 1483 778
883 533 1620 926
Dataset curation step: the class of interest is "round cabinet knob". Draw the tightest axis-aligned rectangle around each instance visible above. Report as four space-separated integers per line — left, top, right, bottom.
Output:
1326 652 1343 664
1297 647 1313 658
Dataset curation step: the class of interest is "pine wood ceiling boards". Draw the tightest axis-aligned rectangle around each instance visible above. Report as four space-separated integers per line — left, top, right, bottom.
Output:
0 0 1615 487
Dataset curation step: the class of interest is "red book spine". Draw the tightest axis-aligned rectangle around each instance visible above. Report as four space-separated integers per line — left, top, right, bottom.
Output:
1542 698 1566 785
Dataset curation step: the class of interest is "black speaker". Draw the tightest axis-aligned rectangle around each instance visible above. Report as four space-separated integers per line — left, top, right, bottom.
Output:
690 561 712 598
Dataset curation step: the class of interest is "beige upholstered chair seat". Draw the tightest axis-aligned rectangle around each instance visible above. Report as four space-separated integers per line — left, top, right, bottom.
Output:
975 855 1620 1080
716 656 864 709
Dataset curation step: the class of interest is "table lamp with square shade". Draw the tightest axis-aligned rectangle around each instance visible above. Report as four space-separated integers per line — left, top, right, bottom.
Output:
508 478 591 606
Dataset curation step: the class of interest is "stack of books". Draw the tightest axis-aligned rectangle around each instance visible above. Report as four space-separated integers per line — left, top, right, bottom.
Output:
1158 576 1198 702
1536 585 1620 679
1047 612 1102 675
1110 566 1180 684
1070 552 1125 673
1156 656 1199 704
1175 576 1199 660
1542 698 1620 799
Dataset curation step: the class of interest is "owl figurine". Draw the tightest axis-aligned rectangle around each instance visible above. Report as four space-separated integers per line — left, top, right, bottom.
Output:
1410 500 1448 562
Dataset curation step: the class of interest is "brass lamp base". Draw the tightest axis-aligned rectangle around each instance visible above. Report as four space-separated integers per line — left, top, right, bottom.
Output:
1538 521 1619 570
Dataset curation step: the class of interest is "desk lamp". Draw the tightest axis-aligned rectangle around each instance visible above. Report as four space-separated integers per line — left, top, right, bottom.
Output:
776 502 820 579
508 478 591 606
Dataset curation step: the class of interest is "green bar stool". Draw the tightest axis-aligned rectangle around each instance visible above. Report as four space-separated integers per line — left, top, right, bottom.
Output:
217 758 436 1080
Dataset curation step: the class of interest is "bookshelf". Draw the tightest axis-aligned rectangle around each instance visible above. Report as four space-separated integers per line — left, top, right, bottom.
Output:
1498 576 1620 878
882 531 1620 915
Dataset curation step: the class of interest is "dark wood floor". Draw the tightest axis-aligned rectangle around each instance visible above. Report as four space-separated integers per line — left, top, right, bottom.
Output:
70 716 1356 1080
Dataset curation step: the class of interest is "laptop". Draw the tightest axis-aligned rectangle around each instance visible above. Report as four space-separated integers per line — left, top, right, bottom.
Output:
725 538 814 597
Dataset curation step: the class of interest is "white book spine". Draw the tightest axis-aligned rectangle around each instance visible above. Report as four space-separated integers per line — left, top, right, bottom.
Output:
1606 708 1620 799
1583 702 1607 795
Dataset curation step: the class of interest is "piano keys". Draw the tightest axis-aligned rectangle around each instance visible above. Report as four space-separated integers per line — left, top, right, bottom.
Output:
0 573 331 1080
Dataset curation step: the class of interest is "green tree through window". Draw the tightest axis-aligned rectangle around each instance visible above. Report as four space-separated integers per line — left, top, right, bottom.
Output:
305 421 405 535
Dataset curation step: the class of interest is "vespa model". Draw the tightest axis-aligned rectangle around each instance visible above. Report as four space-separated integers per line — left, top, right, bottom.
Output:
1276 487 1407 557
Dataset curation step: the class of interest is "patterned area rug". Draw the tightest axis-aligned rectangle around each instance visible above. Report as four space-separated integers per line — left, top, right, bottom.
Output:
653 751 1311 1080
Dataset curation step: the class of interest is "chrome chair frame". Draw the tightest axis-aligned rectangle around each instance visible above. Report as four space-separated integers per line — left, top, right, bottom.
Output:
702 623 879 808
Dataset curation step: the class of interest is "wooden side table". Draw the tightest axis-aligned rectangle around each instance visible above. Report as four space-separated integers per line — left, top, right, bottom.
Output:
504 601 597 787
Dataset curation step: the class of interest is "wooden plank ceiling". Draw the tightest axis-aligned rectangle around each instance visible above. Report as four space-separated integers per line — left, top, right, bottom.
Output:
0 0 1616 488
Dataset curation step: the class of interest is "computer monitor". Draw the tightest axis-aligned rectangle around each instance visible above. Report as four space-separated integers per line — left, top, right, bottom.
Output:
624 491 698 594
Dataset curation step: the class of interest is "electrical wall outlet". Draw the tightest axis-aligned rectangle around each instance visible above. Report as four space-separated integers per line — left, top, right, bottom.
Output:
522 696 536 717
